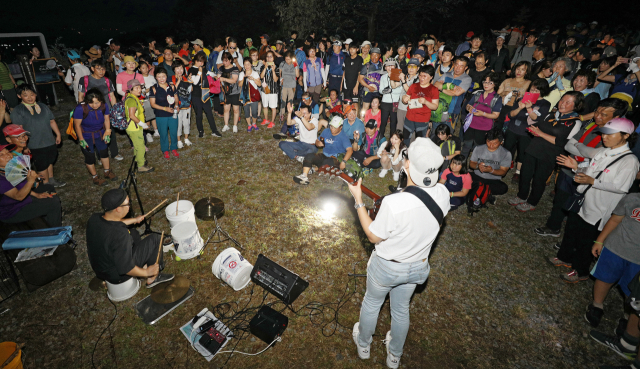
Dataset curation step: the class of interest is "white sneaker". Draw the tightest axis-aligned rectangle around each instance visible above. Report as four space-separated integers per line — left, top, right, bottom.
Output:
233 125 238 133
222 125 230 132
153 130 160 137
146 133 153 142
383 331 400 368
282 150 287 156
177 141 183 149
393 171 400 181
184 138 192 146
296 156 304 163
352 322 370 360
379 169 389 178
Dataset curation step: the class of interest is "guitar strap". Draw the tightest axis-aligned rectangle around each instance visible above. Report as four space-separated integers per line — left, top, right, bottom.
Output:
402 186 444 227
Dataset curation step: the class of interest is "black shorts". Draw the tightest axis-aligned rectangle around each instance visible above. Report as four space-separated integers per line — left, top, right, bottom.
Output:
225 94 241 106
31 144 58 172
342 86 359 103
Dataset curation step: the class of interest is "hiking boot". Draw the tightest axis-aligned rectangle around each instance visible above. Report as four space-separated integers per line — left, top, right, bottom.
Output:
103 169 117 181
585 304 605 327
138 165 155 173
352 322 370 359
534 226 561 237
508 196 526 206
383 331 400 368
562 269 589 283
92 175 107 186
616 318 629 337
547 257 572 268
114 154 124 161
590 330 638 361
511 173 520 184
293 174 309 185
516 202 536 212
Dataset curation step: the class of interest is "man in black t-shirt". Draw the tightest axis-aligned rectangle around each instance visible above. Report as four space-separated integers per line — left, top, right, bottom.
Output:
86 189 174 287
343 43 363 110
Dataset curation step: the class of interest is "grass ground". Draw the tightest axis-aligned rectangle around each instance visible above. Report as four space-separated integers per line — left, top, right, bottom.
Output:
0 84 633 368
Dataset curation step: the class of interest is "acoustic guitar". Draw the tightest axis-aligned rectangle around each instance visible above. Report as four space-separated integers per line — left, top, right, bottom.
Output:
317 165 383 220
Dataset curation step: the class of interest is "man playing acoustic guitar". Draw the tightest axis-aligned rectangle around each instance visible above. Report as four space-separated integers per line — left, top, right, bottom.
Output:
347 137 450 368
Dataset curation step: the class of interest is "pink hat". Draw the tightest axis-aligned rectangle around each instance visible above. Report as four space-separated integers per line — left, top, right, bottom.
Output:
595 117 635 135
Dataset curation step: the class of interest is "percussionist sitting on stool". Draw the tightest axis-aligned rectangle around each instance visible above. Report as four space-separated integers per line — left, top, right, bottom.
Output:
86 189 174 288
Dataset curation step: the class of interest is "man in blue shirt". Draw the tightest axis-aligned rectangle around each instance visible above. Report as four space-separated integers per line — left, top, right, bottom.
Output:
293 118 353 185
325 40 345 92
342 105 365 146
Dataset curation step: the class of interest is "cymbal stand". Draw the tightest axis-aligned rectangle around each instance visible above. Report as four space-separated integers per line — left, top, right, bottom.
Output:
204 215 243 250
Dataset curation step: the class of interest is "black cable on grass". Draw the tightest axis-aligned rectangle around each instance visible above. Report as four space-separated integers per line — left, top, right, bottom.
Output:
203 259 372 367
92 293 118 369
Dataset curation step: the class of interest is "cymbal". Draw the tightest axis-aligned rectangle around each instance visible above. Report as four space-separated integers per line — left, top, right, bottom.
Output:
150 275 190 304
88 277 105 291
195 197 224 220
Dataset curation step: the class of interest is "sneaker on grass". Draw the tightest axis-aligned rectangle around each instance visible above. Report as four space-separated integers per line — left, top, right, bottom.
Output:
590 330 638 361
383 331 400 369
534 226 561 237
516 202 536 212
352 322 370 359
508 196 526 206
211 131 222 137
273 133 287 139
296 156 304 163
547 256 572 268
146 132 154 142
293 174 309 185
562 269 589 283
585 304 604 327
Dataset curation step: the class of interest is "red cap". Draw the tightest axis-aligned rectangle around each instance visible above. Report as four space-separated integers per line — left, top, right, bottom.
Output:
2 124 30 137
466 31 475 38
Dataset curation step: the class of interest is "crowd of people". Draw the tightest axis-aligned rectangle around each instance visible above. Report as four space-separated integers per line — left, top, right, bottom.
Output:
1 21 640 369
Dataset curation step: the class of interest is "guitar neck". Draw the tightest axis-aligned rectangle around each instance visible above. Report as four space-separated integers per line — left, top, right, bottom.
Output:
336 172 381 202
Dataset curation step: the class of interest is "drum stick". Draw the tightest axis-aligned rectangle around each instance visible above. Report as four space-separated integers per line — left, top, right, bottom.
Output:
175 192 180 215
155 231 164 265
143 199 168 218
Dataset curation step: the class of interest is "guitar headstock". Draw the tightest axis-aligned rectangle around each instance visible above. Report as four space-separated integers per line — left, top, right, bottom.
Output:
317 164 363 184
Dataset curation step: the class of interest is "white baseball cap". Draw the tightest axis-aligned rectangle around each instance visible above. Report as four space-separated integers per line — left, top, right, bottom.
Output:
344 38 353 44
407 138 443 187
361 41 372 47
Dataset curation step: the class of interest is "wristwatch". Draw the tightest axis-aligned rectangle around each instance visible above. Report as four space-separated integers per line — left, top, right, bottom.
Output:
354 203 366 210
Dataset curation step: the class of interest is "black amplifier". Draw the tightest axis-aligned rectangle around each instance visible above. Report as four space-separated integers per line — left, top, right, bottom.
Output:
249 305 288 344
250 254 309 304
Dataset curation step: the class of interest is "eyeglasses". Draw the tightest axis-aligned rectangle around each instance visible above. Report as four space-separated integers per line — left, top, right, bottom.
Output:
229 47 237 50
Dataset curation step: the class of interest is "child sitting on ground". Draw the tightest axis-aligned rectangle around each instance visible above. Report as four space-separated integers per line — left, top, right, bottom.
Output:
438 154 472 210
432 124 461 173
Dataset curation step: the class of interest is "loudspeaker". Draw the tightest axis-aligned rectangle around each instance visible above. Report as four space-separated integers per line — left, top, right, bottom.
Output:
249 305 288 344
250 254 309 304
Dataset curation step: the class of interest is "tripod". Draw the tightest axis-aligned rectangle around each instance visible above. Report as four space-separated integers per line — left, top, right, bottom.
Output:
120 157 158 235
204 215 243 250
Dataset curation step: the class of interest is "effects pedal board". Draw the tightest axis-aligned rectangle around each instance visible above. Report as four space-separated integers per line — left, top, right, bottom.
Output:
198 327 227 355
250 254 309 304
249 305 288 344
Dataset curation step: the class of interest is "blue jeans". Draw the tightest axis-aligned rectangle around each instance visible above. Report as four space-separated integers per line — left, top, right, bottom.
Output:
156 116 179 152
278 141 317 159
357 253 430 357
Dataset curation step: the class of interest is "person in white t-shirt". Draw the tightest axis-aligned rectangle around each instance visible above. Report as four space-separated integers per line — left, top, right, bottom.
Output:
239 59 262 131
348 137 450 369
279 103 318 161
61 50 91 103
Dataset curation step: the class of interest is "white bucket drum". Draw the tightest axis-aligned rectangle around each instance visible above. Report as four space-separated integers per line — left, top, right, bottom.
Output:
171 222 204 260
165 200 196 228
212 247 252 291
106 278 141 302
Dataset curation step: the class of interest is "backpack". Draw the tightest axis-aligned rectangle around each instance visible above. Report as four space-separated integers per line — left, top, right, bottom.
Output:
467 181 492 215
67 102 107 140
110 96 138 130
470 90 500 110
82 75 112 95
